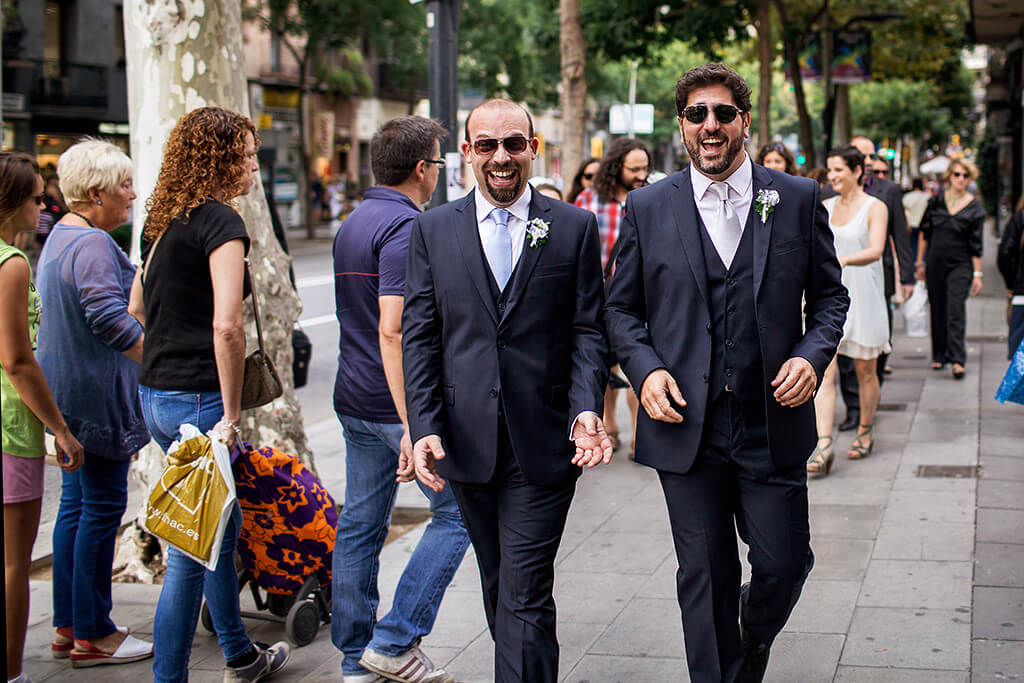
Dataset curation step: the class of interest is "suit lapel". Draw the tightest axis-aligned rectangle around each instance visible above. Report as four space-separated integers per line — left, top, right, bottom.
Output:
499 193 549 326
750 163 775 299
453 191 499 326
670 169 709 311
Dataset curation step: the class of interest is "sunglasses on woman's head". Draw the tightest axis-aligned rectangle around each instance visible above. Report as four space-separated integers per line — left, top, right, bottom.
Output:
681 103 744 124
471 135 530 156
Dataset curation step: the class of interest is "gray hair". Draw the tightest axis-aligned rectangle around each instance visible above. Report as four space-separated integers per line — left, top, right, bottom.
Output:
57 138 133 206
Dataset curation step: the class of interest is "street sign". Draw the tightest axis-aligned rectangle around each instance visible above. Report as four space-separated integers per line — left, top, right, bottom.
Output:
609 104 654 135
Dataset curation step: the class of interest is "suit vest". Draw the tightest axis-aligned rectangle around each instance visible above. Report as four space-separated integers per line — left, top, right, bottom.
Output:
699 215 764 402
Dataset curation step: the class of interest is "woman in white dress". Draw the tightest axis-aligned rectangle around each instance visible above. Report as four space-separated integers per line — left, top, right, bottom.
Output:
808 146 889 476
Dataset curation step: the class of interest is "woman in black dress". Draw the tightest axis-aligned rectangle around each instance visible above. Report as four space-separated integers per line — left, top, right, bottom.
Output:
915 159 986 379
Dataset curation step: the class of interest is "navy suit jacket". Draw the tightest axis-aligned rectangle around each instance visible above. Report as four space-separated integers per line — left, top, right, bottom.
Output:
605 163 849 474
402 190 608 485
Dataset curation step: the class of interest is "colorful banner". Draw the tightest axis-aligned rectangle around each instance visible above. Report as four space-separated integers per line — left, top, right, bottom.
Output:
831 29 872 83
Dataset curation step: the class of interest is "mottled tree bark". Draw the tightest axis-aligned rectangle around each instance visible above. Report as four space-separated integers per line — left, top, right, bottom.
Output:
122 0 313 579
757 0 772 147
560 0 587 188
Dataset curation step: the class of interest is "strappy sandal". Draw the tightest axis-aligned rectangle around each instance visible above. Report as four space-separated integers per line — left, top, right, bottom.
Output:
931 362 946 371
952 364 966 380
847 425 874 459
807 436 835 476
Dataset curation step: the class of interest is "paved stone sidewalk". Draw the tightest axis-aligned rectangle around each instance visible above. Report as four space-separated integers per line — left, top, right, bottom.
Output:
22 232 1023 682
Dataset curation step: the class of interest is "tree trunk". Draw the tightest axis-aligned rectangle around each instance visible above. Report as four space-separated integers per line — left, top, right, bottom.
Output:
298 53 315 239
757 0 772 147
559 0 587 189
124 0 313 578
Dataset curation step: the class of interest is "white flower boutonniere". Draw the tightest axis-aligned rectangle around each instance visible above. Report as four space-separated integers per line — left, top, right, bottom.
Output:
754 189 780 223
526 218 550 248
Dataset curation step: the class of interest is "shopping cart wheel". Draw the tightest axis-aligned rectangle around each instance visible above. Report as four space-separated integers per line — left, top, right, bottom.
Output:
285 599 320 647
200 601 215 634
267 592 293 618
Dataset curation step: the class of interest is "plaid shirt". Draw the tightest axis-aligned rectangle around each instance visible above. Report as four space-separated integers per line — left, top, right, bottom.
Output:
574 187 623 270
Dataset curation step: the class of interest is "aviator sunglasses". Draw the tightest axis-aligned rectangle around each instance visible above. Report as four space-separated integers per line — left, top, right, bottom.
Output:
471 135 530 156
681 103 744 125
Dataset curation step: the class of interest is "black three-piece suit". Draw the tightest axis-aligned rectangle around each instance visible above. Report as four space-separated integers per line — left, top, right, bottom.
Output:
402 189 607 682
605 163 849 682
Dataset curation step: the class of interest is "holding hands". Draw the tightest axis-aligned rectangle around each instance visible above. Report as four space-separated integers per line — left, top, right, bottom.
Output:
571 412 614 468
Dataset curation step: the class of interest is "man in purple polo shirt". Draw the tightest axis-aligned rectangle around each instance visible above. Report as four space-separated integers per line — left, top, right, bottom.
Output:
331 116 469 683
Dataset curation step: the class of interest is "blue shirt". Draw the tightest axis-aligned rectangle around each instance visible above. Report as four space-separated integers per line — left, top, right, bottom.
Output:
333 186 419 423
36 222 149 460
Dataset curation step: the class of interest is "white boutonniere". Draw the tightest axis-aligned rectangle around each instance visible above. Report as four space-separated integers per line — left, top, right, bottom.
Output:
753 189 780 223
526 218 550 247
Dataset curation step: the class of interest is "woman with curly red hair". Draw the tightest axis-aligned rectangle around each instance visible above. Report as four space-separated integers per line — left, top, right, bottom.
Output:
129 107 290 682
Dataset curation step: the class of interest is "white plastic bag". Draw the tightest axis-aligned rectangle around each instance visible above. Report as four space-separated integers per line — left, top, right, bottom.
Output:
904 281 929 338
143 424 237 571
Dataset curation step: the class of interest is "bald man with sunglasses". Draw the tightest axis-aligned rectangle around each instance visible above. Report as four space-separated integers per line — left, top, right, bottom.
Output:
403 98 610 682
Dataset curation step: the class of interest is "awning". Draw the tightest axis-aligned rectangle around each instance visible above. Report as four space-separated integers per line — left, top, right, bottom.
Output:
970 0 1024 45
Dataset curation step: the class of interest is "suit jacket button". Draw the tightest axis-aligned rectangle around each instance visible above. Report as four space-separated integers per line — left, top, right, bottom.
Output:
489 388 498 398
705 321 711 332
702 373 709 382
497 341 506 349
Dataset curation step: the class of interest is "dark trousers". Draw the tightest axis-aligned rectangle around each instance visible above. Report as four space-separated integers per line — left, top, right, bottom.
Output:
449 425 576 683
658 392 813 683
926 258 972 365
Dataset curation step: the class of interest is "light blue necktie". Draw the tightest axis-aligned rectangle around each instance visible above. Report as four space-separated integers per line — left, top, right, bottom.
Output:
486 208 514 290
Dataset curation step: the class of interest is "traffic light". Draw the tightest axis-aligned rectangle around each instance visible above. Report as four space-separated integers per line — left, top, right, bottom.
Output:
796 155 806 166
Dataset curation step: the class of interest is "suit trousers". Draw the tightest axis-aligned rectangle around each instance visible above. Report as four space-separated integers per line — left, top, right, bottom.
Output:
449 421 577 683
658 391 813 683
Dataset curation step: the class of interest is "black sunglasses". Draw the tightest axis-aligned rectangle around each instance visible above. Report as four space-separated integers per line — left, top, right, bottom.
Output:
950 171 968 178
871 169 888 177
681 103 744 125
423 158 446 169
581 172 595 180
471 136 530 156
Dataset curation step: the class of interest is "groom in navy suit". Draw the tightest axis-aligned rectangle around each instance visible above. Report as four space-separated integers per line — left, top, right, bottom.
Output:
402 99 611 682
606 64 849 682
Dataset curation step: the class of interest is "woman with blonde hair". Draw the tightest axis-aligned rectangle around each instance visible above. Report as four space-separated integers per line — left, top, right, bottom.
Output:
130 107 290 682
915 158 986 379
36 138 153 666
0 151 84 683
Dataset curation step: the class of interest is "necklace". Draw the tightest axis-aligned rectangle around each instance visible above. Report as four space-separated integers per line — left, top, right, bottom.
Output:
68 211 97 228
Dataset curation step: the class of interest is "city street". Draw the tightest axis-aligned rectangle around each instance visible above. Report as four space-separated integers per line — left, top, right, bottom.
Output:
19 225 1024 682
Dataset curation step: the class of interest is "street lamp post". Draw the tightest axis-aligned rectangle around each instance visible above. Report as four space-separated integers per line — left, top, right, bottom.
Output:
822 12 903 157
425 0 461 208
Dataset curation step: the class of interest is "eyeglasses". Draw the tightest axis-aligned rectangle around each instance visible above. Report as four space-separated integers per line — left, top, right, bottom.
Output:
950 171 968 178
581 172 595 180
423 158 446 169
681 103 744 125
871 169 888 177
471 136 530 156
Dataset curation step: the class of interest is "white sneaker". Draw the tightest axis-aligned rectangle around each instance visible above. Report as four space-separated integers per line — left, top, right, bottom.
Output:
343 673 387 683
359 646 454 683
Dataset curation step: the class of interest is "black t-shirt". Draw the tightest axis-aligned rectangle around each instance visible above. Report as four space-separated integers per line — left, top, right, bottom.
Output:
139 201 251 391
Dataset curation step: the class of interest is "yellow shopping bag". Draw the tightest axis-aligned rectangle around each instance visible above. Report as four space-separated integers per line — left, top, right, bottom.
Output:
143 424 237 571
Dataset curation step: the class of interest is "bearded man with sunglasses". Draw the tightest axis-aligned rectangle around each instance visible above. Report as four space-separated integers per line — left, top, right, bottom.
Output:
606 63 849 683
403 99 610 682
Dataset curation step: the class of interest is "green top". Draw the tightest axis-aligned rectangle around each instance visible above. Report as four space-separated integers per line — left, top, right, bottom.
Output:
0 238 44 458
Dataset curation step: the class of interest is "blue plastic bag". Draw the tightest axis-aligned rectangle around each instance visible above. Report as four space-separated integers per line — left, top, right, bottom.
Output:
995 338 1024 405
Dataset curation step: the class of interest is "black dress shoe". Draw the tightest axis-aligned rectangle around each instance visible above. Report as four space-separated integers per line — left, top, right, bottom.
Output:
739 628 770 683
838 413 860 432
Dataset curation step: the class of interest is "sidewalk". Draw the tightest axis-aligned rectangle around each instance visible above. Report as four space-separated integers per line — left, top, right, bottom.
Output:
22 231 1023 682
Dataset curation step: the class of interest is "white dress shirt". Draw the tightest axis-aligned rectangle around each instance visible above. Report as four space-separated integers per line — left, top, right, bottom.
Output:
474 185 532 283
690 155 754 249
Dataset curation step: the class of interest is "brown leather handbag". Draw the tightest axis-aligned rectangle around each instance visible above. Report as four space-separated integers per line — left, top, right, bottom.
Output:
241 258 283 410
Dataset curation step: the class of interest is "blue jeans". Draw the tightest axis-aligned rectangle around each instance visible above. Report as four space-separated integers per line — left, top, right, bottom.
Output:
139 387 251 683
332 416 470 676
52 452 131 639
